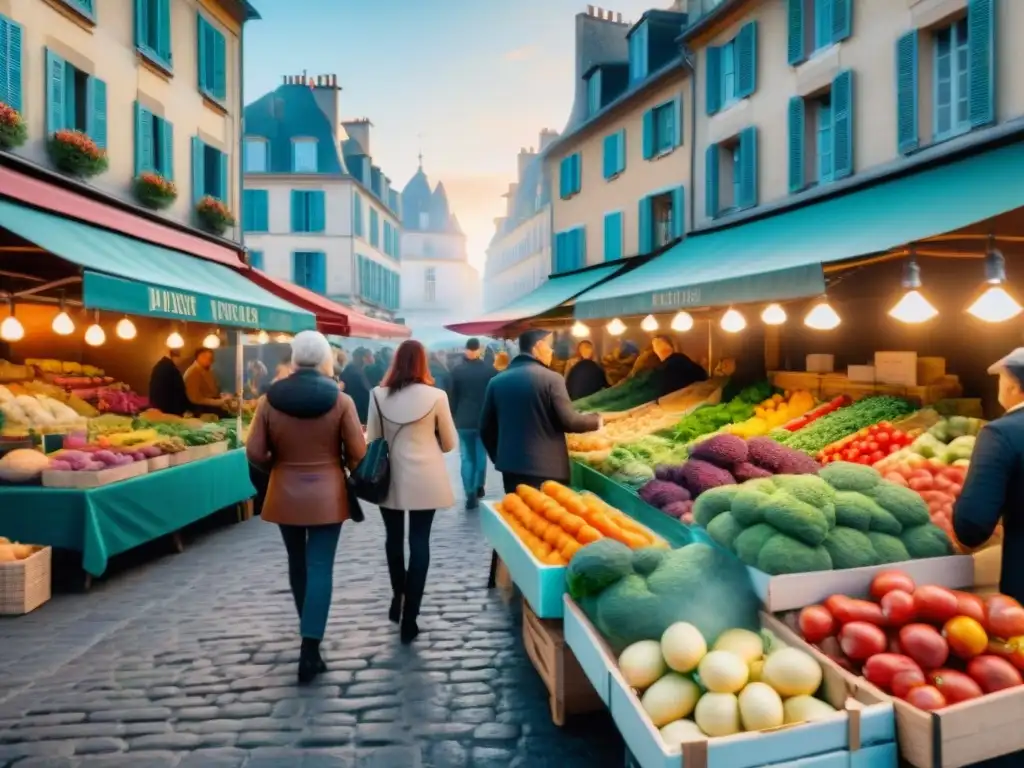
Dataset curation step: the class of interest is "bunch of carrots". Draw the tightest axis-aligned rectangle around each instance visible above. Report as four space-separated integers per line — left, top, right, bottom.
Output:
496 480 663 566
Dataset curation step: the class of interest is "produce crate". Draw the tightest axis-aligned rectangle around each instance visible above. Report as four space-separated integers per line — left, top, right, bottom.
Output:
764 612 1024 768
147 455 170 471
972 546 1001 593
563 596 614 706
625 744 897 767
168 450 195 467
41 461 148 489
207 441 229 457
0 546 51 615
521 597 603 726
748 556 975 613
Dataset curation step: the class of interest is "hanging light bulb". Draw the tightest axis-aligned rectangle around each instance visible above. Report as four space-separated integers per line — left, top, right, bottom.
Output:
274 333 292 343
52 295 75 335
0 300 24 342
166 330 185 349
570 321 590 338
202 330 221 349
115 316 137 340
889 254 938 324
606 318 626 336
256 330 270 344
967 242 1023 323
720 308 747 333
640 314 659 332
761 303 787 325
670 311 694 332
804 299 842 330
84 311 105 347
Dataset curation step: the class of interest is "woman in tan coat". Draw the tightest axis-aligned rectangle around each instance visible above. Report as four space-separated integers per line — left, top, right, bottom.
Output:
246 331 366 683
366 340 458 643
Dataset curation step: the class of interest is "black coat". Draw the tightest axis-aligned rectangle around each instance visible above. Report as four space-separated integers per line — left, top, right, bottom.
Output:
479 355 601 481
654 352 708 397
449 357 496 430
339 364 371 424
565 359 608 401
148 357 188 416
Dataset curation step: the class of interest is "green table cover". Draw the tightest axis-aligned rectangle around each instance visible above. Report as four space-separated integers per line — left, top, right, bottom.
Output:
0 450 255 576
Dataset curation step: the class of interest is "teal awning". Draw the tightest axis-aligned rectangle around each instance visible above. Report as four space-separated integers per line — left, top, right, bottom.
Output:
0 200 315 332
575 141 1024 319
446 264 623 335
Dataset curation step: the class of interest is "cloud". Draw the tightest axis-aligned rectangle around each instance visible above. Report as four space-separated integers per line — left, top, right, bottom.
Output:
503 45 537 62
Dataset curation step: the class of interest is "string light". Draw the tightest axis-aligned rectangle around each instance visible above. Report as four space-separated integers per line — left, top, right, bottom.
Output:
52 296 74 335
761 304 787 325
115 317 137 340
606 318 626 336
670 311 694 332
202 331 221 349
966 241 1022 323
256 330 270 344
274 333 292 343
640 314 659 332
889 254 938 324
84 311 106 346
0 300 24 342
720 308 746 333
166 331 185 349
804 300 842 330
570 321 590 338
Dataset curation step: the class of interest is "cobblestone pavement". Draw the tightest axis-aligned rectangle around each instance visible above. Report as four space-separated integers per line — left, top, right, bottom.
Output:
0 451 623 767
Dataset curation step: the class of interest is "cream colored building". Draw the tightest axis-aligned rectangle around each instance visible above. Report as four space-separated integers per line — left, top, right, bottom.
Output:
0 0 254 240
546 6 692 273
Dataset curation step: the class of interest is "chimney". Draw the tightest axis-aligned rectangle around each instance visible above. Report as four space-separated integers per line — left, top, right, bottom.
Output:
341 118 372 156
517 146 536 182
505 183 519 217
562 8 629 134
310 73 343 141
538 128 559 152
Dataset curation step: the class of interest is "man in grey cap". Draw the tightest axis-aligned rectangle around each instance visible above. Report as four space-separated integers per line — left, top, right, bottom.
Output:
954 348 1024 603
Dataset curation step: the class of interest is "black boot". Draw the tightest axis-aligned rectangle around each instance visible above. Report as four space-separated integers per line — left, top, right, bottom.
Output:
298 638 324 684
476 486 486 498
400 615 420 644
388 594 402 624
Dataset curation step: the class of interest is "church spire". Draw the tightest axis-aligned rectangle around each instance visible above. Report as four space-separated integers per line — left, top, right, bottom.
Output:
417 133 423 169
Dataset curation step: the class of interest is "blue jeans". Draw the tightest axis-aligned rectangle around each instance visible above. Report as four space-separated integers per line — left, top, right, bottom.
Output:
458 429 487 496
278 523 342 640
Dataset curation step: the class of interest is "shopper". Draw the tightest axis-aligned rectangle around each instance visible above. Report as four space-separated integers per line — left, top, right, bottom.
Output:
365 347 393 388
148 349 188 416
449 338 496 509
333 347 348 380
480 328 601 493
650 334 708 397
564 340 609 401
246 331 366 684
184 348 229 417
366 340 458 644
339 347 373 424
429 351 451 392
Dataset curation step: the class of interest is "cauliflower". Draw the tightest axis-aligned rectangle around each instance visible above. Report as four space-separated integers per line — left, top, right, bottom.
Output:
772 474 836 509
730 478 778 526
746 437 821 474
690 433 749 468
833 491 881 532
867 532 911 564
706 512 744 550
867 482 930 529
679 459 736 498
734 523 777 567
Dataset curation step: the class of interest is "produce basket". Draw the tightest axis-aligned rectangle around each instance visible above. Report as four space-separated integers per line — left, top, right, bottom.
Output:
168 450 196 467
0 545 51 615
41 460 147 489
207 440 229 457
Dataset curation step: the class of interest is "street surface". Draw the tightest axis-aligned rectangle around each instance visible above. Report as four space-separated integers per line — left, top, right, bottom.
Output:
0 450 622 767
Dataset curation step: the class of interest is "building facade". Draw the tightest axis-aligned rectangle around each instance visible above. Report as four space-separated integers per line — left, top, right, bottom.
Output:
545 6 691 275
241 74 402 320
0 0 254 240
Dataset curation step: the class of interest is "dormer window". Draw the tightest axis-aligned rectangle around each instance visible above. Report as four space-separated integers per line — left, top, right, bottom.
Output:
244 138 268 172
292 138 317 173
586 70 603 116
628 21 650 82
419 212 429 230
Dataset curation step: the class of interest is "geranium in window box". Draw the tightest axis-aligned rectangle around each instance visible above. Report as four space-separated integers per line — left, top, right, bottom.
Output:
133 172 178 210
0 102 27 150
47 129 108 178
195 195 236 235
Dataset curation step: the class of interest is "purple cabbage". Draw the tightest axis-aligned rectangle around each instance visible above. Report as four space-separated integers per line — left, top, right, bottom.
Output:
733 461 774 482
679 459 737 498
690 433 749 468
746 437 821 475
639 479 691 510
662 500 694 519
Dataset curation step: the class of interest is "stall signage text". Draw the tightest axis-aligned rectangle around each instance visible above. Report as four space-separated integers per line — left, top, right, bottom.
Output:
148 288 198 318
651 288 702 309
211 300 260 326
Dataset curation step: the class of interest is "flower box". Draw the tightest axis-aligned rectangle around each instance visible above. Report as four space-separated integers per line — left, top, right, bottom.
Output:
195 196 235 235
133 172 177 209
48 130 108 178
0 102 27 150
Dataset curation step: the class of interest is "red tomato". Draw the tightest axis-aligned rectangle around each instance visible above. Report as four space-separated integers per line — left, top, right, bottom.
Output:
881 590 916 627
858 428 871 438
986 637 1024 670
831 599 886 626
943 616 988 659
948 483 962 496
912 585 959 625
839 622 888 661
899 624 950 669
906 685 947 711
870 571 916 600
868 424 881 434
799 605 837 643
909 477 933 492
933 474 953 492
856 455 873 465
928 669 982 704
888 443 903 454
942 467 965 485
885 471 909 486
967 655 1024 693
844 449 859 462
876 432 891 446
869 451 886 465
986 595 1024 639
866 441 880 452
891 667 927 699
825 594 852 619
951 591 987 626
863 653 922 692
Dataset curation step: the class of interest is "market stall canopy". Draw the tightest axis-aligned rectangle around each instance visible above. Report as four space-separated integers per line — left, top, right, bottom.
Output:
243 268 352 336
574 140 1024 320
446 264 624 336
345 310 412 340
0 199 315 333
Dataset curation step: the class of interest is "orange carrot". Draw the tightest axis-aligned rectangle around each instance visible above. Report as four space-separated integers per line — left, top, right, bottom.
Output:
577 525 602 544
558 513 586 536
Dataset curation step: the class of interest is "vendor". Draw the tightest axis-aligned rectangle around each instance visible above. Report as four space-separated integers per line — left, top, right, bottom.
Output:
564 340 608 401
184 348 229 417
651 334 708 398
148 349 189 416
954 348 1024 602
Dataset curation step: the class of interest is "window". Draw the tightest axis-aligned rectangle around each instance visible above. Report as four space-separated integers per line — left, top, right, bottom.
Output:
58 0 94 19
197 14 226 102
603 212 623 261
654 102 676 154
721 40 737 105
248 250 263 270
602 130 626 179
191 137 226 202
292 139 318 173
290 190 325 233
559 153 581 199
934 18 970 140
706 22 757 116
553 228 586 272
424 267 436 303
813 0 833 52
383 221 392 257
353 193 364 237
134 103 173 179
244 138 268 173
586 71 602 116
292 251 326 294
45 50 107 148
243 189 268 233
369 208 379 247
705 127 757 218
731 145 742 212
787 70 853 192
789 0 851 65
135 0 172 69
418 211 429 230
0 15 23 113
639 187 684 253
628 21 649 82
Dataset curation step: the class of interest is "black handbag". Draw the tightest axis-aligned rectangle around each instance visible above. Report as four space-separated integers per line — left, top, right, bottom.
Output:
350 392 406 504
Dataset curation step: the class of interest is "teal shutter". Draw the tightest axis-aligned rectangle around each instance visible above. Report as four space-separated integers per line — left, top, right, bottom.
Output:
86 77 107 148
705 145 720 219
832 0 852 43
832 69 854 179
134 102 153 175
310 191 325 232
559 156 569 197
196 15 207 92
737 126 758 210
895 31 919 155
736 22 757 98
218 150 228 201
671 187 685 238
290 191 305 232
787 0 805 65
159 118 173 179
602 133 615 179
249 250 263 270
603 212 622 261
313 252 326 294
968 0 995 128
638 197 652 255
642 109 655 159
617 129 626 173
191 136 204 202
212 29 226 100
572 153 581 193
45 49 66 135
787 96 805 192
705 47 721 115
673 96 683 146
156 0 172 62
0 17 23 112
291 252 303 286
134 0 147 49
576 227 587 269
353 193 363 236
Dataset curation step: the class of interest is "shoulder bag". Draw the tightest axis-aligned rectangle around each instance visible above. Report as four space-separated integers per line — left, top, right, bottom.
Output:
349 391 408 504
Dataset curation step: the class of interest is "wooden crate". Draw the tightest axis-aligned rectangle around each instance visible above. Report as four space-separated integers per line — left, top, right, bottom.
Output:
0 546 52 615
41 461 147 489
521 597 603 726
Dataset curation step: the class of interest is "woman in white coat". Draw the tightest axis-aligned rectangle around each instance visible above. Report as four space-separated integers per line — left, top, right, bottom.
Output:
366 339 458 643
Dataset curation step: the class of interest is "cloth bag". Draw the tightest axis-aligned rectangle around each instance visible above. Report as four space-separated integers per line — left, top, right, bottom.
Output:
350 392 403 504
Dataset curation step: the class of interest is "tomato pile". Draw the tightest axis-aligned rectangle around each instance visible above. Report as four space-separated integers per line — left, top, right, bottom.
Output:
796 570 1024 710
817 423 914 466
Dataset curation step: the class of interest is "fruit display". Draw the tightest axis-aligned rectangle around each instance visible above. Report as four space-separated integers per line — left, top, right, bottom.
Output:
25 359 104 377
694 462 954 575
0 448 50 483
0 537 40 562
1 380 100 417
574 369 660 414
816 422 915 466
780 396 850 433
599 344 642 387
775 396 917 455
665 382 775 444
725 390 816 438
792 570 1024 710
495 482 663 566
0 388 88 434
877 416 982 469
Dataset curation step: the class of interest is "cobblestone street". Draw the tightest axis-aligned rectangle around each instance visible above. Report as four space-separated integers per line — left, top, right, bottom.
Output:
0 452 622 767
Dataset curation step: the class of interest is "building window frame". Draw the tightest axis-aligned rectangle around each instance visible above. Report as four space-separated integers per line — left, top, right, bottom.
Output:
933 16 970 141
244 137 268 173
135 0 172 71
196 13 226 102
424 266 437 303
291 138 318 173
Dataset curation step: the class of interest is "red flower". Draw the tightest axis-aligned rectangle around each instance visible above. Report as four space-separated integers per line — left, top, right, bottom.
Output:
137 172 177 196
0 102 24 128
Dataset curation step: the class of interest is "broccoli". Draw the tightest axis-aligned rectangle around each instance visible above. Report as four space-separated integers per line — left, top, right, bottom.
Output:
867 532 911 564
730 479 777 526
901 523 955 559
772 474 836 509
692 485 741 527
690 433 749 468
632 546 667 576
833 491 881 532
565 538 634 599
867 482 930 529
756 533 833 575
761 491 832 546
707 512 744 550
819 462 882 493
823 527 881 570
734 523 778 567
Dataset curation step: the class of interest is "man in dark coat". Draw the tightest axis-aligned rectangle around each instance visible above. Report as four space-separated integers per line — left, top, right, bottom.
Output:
148 349 188 416
365 347 392 388
339 347 373 424
954 349 1024 603
480 329 601 494
565 340 609 401
449 338 496 509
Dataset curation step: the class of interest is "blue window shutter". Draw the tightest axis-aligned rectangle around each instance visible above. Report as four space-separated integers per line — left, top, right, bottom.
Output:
603 212 622 261
553 232 563 272
196 15 207 91
737 126 758 209
573 153 582 193
577 227 587 269
134 101 152 176
673 96 683 147
671 187 685 238
85 77 107 149
832 69 854 179
249 250 263 270
968 0 995 128
218 149 228 201
705 145 720 218
642 109 655 159
213 30 226 100
290 190 305 232
242 190 254 231
134 0 146 49
310 191 325 232
1 18 23 112
291 252 303 286
156 0 172 62
602 134 615 179
638 197 652 255
617 129 626 173
558 156 568 198
788 0 805 65
45 49 66 135
895 31 919 155
353 193 363 236
313 252 326 294
159 118 174 179
705 47 721 115
736 22 757 99
787 96 806 192
257 190 268 230
832 0 852 43
191 136 204 202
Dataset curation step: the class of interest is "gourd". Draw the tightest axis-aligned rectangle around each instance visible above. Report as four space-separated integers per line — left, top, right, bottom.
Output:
697 650 749 694
661 622 707 673
619 640 667 690
738 682 784 731
0 449 50 483
641 673 700 727
782 695 837 724
762 647 823 698
713 628 765 665
694 692 741 737
659 718 704 746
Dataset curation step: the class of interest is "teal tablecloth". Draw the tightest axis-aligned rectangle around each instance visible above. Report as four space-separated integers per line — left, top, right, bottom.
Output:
0 449 255 576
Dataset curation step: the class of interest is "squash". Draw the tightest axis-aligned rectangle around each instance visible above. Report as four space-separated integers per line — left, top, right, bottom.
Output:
762 647 823 698
661 622 707 673
697 650 749 694
783 695 837 724
659 719 704 746
694 692 741 737
738 682 784 731
618 640 667 691
0 449 50 483
641 673 700 727
713 628 765 665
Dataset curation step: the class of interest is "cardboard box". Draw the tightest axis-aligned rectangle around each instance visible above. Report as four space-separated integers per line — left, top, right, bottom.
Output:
848 365 876 383
917 357 947 385
874 352 918 387
807 354 836 374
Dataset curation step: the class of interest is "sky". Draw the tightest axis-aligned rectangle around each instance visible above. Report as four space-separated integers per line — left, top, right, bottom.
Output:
243 0 660 271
